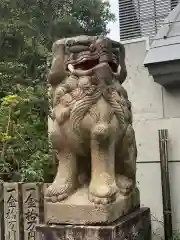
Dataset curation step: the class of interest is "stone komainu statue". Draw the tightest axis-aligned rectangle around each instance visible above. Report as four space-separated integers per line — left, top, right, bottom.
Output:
46 36 137 205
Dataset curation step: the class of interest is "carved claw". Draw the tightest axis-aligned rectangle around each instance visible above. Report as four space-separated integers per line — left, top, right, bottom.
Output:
55 107 70 125
45 182 75 203
89 181 117 204
116 175 134 196
45 194 69 203
88 192 116 205
68 64 74 73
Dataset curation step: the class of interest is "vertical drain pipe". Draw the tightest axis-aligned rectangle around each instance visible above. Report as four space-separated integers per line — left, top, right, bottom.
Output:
158 129 173 240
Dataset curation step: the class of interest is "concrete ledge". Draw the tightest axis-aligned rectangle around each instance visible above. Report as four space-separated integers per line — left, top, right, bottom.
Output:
44 187 140 225
36 207 152 240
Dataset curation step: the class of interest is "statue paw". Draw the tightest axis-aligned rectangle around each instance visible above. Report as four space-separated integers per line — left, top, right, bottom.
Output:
89 181 117 204
45 182 75 203
56 107 70 124
88 192 116 205
116 175 134 195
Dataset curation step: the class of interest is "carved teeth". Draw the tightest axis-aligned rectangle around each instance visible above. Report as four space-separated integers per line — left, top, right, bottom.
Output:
68 64 74 73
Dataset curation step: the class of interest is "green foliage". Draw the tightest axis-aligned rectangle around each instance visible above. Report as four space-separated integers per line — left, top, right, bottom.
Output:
0 0 115 182
0 88 56 182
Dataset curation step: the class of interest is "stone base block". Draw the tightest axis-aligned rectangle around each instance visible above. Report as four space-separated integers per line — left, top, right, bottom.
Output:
36 207 151 240
44 187 140 224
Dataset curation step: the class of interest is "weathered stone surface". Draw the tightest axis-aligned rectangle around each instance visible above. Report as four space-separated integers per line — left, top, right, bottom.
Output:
43 183 51 222
37 208 151 240
0 182 4 240
4 183 23 240
22 183 43 240
46 35 138 223
45 187 140 224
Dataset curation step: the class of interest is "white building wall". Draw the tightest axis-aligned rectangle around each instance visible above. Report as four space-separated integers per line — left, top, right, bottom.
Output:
133 0 171 37
122 38 180 239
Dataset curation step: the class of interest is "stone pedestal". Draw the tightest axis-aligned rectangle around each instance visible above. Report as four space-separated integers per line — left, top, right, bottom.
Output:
44 187 140 225
36 208 151 240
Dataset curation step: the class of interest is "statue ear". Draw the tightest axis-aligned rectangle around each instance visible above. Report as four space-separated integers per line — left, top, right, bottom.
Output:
118 43 127 84
48 41 67 86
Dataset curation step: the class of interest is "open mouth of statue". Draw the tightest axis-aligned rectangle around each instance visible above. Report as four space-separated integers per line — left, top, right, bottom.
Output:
74 59 99 70
67 57 119 77
73 59 118 73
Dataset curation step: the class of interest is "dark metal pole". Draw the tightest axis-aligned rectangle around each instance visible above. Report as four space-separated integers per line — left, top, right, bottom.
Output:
158 129 173 240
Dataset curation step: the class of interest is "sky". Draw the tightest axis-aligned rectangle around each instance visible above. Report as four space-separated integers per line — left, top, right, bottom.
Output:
107 0 120 41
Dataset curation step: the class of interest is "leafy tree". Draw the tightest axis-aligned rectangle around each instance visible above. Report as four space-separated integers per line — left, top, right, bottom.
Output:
0 0 115 182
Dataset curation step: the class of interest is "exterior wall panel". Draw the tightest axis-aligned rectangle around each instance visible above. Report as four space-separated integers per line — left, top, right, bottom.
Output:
119 0 180 40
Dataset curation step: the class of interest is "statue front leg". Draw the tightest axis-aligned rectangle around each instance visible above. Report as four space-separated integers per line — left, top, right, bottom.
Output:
89 123 118 204
45 150 77 202
116 125 137 195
